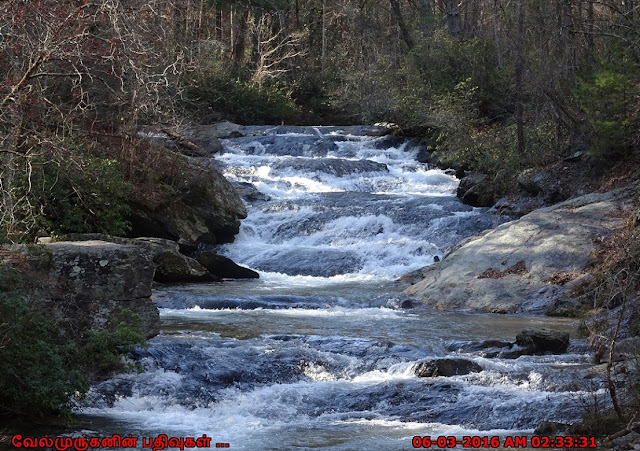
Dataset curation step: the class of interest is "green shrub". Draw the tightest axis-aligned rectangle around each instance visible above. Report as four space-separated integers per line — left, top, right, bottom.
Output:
80 309 147 375
188 65 300 124
0 265 146 418
0 294 87 418
2 138 131 243
32 149 131 238
577 69 639 159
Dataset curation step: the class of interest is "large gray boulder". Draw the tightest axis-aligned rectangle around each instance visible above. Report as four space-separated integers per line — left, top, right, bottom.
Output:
404 189 632 313
128 155 247 251
7 240 160 338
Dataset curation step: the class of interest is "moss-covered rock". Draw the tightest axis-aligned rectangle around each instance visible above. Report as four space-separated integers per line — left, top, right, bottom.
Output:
2 240 160 339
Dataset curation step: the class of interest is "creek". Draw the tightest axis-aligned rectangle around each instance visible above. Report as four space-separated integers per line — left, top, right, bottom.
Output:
76 126 602 450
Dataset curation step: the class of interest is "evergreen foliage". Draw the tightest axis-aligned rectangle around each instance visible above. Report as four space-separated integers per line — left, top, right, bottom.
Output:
577 69 639 159
0 264 146 419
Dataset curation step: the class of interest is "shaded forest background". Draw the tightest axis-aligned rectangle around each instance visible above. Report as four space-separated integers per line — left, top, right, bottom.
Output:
1 0 639 240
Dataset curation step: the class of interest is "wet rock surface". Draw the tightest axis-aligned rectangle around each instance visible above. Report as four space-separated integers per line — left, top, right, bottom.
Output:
196 251 259 279
447 328 573 359
516 328 570 355
456 172 497 207
272 157 388 176
414 358 482 377
153 250 219 284
254 248 362 277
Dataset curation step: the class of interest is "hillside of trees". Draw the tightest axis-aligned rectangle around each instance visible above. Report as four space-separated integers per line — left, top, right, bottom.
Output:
1 0 639 241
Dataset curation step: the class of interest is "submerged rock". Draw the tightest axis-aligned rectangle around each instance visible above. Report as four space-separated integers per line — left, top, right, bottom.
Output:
446 339 516 358
447 329 571 359
273 157 388 177
227 134 339 157
414 358 482 377
534 421 570 435
252 248 362 277
404 189 632 313
233 181 271 202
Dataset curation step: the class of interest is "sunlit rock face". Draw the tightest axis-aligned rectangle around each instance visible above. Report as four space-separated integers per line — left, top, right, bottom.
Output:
405 189 632 314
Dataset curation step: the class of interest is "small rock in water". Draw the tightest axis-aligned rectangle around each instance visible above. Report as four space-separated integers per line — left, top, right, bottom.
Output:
197 252 259 279
400 300 414 309
534 421 569 436
433 255 440 262
415 358 482 377
154 251 219 284
447 339 515 358
516 328 570 355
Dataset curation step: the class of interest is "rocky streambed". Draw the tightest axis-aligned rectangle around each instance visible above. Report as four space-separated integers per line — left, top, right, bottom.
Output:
53 125 620 450
2 124 635 449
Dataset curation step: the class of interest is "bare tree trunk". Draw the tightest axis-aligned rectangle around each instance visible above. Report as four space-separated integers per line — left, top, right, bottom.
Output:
216 10 222 41
198 0 205 45
278 10 296 78
418 0 433 37
466 0 481 37
493 0 503 67
230 6 234 53
233 8 249 65
251 10 261 69
514 0 526 155
389 0 415 50
321 0 327 70
586 0 595 51
294 0 301 30
445 0 460 37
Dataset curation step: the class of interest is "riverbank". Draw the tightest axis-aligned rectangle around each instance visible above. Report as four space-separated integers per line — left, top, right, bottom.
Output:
403 151 640 447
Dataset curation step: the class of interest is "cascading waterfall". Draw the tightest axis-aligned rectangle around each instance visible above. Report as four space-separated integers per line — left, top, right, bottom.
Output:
76 126 603 450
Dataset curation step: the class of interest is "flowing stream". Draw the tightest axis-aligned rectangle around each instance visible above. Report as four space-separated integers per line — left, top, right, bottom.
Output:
75 126 602 450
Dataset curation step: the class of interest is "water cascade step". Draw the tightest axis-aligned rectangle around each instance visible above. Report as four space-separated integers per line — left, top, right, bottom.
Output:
75 126 603 450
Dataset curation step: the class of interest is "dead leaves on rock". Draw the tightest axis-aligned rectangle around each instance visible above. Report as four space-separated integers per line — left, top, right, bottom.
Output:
478 260 529 279
545 271 580 285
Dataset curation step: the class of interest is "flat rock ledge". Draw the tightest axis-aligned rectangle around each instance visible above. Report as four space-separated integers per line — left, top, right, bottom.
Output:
403 189 633 314
2 240 160 339
2 236 260 341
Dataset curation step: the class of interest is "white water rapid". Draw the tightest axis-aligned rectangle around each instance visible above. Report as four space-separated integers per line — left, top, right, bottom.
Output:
76 126 603 450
